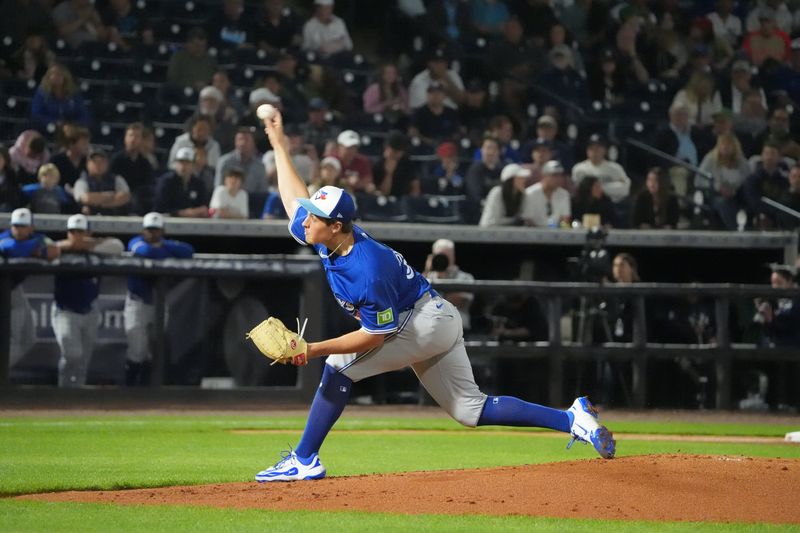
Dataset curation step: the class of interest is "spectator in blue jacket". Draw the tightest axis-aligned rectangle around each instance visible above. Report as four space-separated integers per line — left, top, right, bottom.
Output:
124 212 194 385
30 63 90 132
0 208 60 370
22 163 73 213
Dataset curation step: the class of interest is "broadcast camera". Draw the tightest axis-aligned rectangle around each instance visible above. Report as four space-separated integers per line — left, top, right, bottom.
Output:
576 226 612 283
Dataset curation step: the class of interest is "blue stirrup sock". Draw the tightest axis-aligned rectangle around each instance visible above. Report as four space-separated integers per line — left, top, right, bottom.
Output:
477 395 573 433
295 364 352 459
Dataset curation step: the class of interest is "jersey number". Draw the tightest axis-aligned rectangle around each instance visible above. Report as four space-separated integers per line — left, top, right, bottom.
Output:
394 251 414 280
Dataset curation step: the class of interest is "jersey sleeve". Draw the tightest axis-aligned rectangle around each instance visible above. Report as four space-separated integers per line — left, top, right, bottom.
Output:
163 239 194 258
287 205 308 245
358 279 401 334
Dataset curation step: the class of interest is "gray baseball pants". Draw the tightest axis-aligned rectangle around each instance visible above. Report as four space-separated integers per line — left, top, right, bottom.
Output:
51 305 100 388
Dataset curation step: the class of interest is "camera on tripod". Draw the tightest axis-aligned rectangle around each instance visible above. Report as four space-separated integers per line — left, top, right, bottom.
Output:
577 226 612 283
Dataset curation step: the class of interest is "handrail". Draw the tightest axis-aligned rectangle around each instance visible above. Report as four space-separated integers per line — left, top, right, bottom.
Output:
626 137 713 182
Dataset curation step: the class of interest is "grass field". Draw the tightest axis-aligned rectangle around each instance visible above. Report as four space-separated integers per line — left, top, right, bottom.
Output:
1 411 799 532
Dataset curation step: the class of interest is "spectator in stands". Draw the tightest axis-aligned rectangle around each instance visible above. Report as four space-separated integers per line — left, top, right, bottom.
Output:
459 79 494 144
521 160 571 228
734 89 769 150
613 18 650 85
408 48 465 110
743 139 789 228
254 0 302 53
207 0 254 55
52 0 110 49
631 167 680 229
52 214 124 387
273 54 308 124
743 10 791 67
469 0 509 37
332 129 373 194
547 22 584 74
73 147 131 215
753 267 800 347
559 0 605 49
212 69 247 118
22 163 72 214
653 102 702 195
423 141 464 195
209 166 249 219
49 124 88 190
168 114 222 169
778 163 800 228
373 131 419 198
521 139 554 187
720 60 766 115
239 87 281 154
707 0 742 47
0 146 21 212
166 27 218 91
683 17 734 74
699 132 750 230
423 239 475 332
754 106 800 160
9 130 49 184
473 115 520 165
263 124 317 187
308 156 342 195
30 63 90 131
301 0 353 60
139 126 160 171
479 162 529 227
537 44 588 122
362 63 410 119
466 136 502 224
745 0 793 35
301 97 339 157
572 175 617 228
101 0 154 50
124 212 194 385
571 134 631 205
0 207 60 369
214 127 267 194
192 145 215 193
588 48 630 107
408 82 463 148
523 115 573 171
110 122 155 215
671 71 723 129
425 0 472 50
11 27 55 82
196 85 238 154
155 147 209 218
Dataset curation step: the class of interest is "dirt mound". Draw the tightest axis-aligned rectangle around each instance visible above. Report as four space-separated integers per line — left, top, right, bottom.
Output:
20 455 800 524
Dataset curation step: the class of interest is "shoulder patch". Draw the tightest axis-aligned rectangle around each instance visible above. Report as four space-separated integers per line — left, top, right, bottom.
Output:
377 308 394 326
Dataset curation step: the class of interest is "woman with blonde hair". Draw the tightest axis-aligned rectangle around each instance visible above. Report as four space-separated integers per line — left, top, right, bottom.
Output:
699 132 750 229
30 63 90 131
671 71 722 128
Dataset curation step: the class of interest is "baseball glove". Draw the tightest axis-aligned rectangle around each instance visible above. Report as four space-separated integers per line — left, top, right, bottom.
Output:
246 317 308 366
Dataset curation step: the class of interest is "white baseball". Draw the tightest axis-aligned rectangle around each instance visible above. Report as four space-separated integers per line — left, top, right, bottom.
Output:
257 103 277 121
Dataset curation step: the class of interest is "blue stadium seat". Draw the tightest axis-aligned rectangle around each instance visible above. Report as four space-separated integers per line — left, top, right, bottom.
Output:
355 193 409 222
404 194 465 224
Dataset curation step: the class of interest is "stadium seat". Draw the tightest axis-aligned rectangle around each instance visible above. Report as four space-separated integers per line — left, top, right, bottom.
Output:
355 193 409 222
404 195 465 224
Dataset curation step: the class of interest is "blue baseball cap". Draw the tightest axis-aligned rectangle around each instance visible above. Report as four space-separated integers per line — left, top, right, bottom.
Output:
297 186 356 222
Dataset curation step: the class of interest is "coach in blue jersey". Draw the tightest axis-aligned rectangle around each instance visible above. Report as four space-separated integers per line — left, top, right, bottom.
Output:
0 208 60 369
52 214 124 387
124 212 194 386
254 111 616 483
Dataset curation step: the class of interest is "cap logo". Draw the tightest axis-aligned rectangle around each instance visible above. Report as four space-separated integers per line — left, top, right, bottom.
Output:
316 191 327 200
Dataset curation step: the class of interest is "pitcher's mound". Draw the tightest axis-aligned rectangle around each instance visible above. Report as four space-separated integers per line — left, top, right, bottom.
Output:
21 455 800 524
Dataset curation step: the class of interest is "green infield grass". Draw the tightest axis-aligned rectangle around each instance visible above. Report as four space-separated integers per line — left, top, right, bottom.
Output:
1 413 799 532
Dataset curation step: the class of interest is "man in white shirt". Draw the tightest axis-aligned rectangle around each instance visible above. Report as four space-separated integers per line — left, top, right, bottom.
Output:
302 0 353 59
408 49 465 110
571 134 631 204
707 0 742 46
521 160 571 227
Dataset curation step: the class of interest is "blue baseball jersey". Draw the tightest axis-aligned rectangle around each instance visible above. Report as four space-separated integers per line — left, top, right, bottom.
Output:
0 230 52 288
289 206 432 334
126 236 194 304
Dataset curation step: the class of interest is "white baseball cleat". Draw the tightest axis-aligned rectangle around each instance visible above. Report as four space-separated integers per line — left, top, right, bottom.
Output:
567 397 616 459
255 450 326 482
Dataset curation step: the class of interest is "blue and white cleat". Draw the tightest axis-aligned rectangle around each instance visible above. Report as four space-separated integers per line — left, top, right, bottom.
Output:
567 397 616 459
255 450 327 482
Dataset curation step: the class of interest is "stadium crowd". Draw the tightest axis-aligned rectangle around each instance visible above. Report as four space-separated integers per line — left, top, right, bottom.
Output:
0 0 800 229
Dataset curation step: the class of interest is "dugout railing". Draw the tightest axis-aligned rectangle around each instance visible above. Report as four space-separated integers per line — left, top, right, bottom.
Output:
1 257 798 409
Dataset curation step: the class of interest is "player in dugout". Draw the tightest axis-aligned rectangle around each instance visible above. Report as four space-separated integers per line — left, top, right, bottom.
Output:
52 214 124 387
251 109 616 483
124 212 194 386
